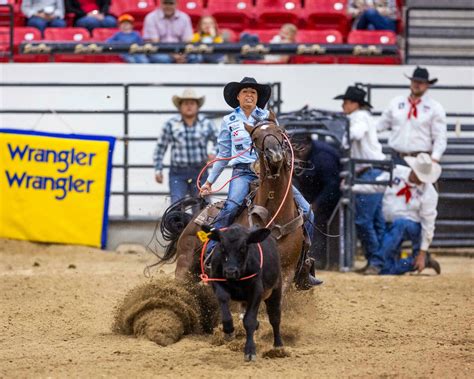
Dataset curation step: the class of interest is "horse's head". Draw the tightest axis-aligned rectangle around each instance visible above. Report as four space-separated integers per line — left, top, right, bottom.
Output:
244 110 290 179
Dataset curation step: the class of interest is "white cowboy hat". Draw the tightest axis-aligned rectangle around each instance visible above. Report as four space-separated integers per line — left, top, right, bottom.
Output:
405 153 441 183
172 89 205 109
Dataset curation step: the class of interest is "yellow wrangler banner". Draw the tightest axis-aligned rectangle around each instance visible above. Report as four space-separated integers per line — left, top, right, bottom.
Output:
0 129 115 248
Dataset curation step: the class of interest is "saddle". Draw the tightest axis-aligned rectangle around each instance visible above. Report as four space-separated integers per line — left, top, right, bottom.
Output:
193 179 306 242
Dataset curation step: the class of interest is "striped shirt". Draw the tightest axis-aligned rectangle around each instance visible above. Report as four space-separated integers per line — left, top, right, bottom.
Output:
153 115 218 172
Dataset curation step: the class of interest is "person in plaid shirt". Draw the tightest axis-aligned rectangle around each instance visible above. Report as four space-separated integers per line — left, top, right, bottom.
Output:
153 89 217 204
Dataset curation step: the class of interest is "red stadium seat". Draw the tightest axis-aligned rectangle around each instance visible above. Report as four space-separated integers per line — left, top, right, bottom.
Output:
240 29 280 43
92 27 120 41
254 0 302 29
177 0 204 27
0 0 24 26
110 0 157 30
302 0 350 37
347 30 397 45
345 30 400 64
43 27 90 62
0 26 48 62
207 0 254 32
292 29 342 64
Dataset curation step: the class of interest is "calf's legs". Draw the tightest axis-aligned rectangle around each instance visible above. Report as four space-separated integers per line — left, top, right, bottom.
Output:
265 286 283 348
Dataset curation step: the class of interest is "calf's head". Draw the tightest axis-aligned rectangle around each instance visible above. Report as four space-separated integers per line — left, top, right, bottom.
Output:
203 224 271 280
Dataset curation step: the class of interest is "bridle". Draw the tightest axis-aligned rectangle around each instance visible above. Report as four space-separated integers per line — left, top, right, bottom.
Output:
250 120 291 180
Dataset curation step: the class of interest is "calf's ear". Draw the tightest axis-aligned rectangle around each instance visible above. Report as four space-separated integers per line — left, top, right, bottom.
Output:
247 228 271 244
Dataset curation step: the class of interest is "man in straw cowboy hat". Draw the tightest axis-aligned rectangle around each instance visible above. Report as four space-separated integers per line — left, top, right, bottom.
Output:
334 85 387 275
200 77 322 289
352 153 441 275
377 66 447 165
153 88 217 204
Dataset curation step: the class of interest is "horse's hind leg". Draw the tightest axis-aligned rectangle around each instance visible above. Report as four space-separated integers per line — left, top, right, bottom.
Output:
264 286 283 348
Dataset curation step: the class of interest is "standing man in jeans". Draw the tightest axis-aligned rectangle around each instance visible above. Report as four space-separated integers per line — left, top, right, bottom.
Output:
200 77 321 289
334 85 387 274
153 89 217 204
377 67 447 165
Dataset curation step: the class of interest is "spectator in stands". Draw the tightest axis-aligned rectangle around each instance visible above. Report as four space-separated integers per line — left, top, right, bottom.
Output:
153 89 217 204
66 0 117 32
190 15 224 63
142 0 193 64
264 23 298 64
292 133 342 269
106 14 149 64
334 85 386 274
352 153 441 275
377 67 447 166
21 0 66 35
348 0 397 32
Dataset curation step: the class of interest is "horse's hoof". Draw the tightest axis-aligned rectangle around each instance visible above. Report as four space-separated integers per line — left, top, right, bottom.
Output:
244 354 257 362
224 332 235 341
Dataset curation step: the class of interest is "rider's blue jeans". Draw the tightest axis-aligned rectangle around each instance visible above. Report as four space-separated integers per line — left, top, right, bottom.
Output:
207 163 314 252
355 168 386 268
380 218 422 275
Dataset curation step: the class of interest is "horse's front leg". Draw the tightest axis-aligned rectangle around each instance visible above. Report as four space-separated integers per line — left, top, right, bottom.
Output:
175 235 200 281
243 290 263 362
213 284 234 340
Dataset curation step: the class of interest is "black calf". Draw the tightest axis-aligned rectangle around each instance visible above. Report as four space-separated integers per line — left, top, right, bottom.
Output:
203 224 283 362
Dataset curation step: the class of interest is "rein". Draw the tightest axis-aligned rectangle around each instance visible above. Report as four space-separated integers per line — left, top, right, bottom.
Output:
199 239 264 284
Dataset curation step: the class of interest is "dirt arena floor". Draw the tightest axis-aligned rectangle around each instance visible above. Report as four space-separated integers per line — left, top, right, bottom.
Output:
0 238 472 378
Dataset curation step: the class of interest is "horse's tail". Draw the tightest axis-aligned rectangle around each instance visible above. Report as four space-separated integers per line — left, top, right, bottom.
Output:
150 197 206 265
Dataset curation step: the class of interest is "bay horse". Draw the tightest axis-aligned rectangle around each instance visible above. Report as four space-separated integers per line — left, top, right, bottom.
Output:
158 112 306 293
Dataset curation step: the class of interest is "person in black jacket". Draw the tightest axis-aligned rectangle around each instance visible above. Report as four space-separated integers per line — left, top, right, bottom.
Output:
65 0 116 32
292 133 342 269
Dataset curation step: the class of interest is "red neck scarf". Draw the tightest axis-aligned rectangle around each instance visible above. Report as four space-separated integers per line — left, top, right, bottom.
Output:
407 97 421 119
396 182 414 203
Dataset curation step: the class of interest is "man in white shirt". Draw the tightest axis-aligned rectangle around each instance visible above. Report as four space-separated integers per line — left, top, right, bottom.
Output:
353 153 441 275
334 86 387 272
377 67 447 165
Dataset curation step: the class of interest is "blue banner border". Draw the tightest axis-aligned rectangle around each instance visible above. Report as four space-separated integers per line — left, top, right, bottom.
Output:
0 129 116 249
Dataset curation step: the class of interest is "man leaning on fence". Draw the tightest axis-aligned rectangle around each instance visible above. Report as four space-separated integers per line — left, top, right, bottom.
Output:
334 85 387 274
153 89 217 205
377 67 447 165
352 153 441 275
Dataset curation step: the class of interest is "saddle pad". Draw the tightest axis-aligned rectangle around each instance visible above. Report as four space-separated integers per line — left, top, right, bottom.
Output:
193 200 226 226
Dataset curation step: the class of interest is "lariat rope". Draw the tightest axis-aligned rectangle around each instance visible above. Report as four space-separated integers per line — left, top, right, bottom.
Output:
196 129 295 284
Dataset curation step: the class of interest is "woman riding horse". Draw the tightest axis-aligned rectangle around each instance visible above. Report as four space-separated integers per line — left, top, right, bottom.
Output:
199 77 321 289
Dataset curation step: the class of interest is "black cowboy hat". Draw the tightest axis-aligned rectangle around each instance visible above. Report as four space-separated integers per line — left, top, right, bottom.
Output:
334 86 372 108
405 66 438 84
223 77 272 109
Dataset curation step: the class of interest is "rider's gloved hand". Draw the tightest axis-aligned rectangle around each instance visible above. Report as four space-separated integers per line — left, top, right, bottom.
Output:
200 181 212 197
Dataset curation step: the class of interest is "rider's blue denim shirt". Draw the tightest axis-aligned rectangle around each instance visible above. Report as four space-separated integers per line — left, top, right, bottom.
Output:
207 106 269 184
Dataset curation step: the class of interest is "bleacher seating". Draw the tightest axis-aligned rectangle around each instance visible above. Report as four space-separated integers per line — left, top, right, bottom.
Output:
0 0 404 64
44 27 90 62
302 0 350 36
207 0 254 32
177 0 205 27
344 30 400 64
293 29 343 64
110 0 156 30
255 0 302 29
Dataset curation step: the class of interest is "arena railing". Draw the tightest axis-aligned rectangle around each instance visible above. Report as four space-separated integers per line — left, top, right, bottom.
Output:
0 81 282 220
17 41 399 62
0 4 14 62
